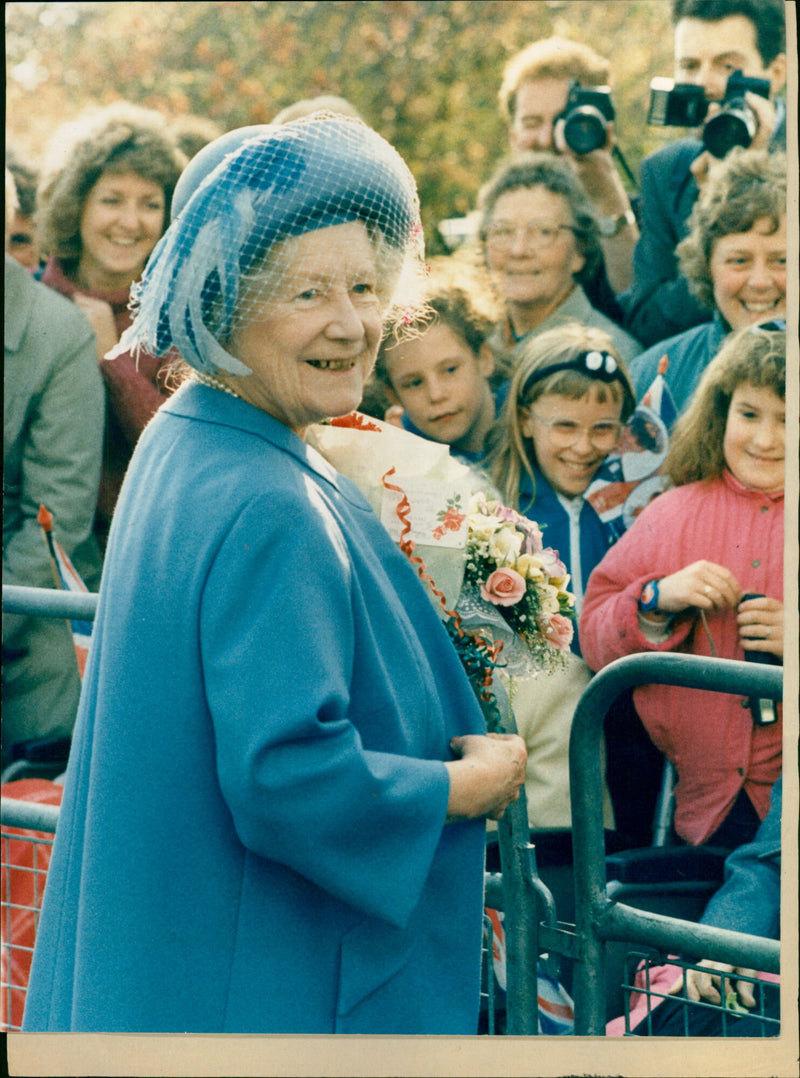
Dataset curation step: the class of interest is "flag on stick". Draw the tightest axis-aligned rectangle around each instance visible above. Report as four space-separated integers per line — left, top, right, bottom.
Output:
585 355 678 541
37 505 92 677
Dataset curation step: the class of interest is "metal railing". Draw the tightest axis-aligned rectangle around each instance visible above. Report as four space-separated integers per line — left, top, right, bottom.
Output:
1 798 60 1031
2 584 98 622
1 586 783 1036
567 652 782 1034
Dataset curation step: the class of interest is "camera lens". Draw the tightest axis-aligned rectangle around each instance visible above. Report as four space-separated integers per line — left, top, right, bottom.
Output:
563 107 607 155
703 102 758 158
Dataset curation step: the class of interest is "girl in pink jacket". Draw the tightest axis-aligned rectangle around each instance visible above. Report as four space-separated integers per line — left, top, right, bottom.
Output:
580 322 784 848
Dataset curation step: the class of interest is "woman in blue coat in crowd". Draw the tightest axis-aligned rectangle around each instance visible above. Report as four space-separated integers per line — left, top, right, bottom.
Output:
22 115 526 1035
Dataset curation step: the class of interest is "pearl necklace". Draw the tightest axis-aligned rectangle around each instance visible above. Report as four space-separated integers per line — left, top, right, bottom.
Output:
192 371 242 399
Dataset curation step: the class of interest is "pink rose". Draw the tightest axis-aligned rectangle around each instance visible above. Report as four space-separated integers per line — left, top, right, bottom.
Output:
480 568 527 607
546 613 574 652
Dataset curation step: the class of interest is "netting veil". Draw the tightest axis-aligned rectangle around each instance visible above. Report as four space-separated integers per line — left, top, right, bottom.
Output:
110 114 425 374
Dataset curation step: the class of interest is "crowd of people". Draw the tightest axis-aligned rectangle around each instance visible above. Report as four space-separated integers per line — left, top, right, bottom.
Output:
4 0 787 1036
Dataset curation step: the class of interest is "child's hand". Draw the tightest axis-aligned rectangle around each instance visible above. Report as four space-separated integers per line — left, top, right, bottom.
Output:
738 595 783 660
656 560 742 614
668 960 758 1007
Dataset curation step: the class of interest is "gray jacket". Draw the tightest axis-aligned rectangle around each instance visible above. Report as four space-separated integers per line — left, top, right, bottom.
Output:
3 255 105 644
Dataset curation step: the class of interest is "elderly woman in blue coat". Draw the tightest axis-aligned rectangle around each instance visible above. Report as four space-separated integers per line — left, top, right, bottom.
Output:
22 116 526 1035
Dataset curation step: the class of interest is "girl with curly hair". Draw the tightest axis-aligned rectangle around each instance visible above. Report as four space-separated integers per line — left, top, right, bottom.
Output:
581 322 785 849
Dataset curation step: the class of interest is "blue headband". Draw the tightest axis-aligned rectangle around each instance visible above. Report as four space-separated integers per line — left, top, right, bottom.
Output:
520 350 629 399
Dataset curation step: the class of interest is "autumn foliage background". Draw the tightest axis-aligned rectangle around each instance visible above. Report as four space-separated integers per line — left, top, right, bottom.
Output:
6 0 677 254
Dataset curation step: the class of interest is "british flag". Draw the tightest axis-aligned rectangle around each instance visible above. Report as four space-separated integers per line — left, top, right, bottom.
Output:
36 505 92 678
585 355 678 541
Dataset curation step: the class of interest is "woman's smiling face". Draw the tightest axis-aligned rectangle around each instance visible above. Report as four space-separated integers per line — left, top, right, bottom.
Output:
226 220 383 436
709 215 786 331
78 170 166 291
484 185 584 319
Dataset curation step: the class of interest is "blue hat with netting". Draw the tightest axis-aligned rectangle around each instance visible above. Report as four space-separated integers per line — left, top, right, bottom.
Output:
112 114 423 373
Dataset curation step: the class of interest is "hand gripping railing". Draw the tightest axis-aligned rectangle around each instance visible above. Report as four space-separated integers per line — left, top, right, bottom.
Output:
568 652 782 1035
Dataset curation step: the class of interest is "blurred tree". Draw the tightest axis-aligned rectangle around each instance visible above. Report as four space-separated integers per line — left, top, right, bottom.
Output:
6 0 676 253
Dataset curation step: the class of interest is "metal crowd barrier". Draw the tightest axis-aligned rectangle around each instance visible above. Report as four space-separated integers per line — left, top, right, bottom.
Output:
0 587 784 1036
2 584 98 622
1 798 60 1031
567 652 782 1035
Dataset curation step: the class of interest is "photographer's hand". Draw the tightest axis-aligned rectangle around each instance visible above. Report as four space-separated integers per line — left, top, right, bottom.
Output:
689 149 714 188
746 92 779 151
554 119 638 295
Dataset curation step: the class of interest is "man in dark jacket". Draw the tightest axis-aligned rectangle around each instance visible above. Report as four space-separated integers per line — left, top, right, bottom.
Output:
621 0 786 348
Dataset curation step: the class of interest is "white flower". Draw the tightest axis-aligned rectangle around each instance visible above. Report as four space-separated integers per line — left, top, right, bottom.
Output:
515 553 545 580
489 525 523 563
540 583 561 615
469 513 501 543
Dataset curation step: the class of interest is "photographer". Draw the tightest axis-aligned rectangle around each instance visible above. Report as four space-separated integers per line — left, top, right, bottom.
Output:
622 0 786 348
499 37 638 313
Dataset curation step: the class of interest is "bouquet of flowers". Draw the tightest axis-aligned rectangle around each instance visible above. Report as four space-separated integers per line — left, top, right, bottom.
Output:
306 415 576 728
437 491 576 731
458 492 575 670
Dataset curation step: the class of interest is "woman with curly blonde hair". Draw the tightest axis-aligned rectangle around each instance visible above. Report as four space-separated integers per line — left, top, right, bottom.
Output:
581 321 785 850
37 102 186 547
629 147 786 419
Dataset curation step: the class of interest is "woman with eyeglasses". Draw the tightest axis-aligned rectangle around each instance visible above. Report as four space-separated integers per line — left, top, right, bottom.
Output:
478 154 641 371
629 147 786 419
480 323 636 842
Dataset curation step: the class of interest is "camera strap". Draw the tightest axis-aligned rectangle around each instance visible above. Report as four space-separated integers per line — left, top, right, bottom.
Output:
612 145 639 195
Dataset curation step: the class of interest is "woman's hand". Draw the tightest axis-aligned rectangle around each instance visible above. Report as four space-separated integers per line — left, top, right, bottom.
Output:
655 560 742 615
71 293 120 362
737 595 783 660
445 732 527 822
668 960 759 1007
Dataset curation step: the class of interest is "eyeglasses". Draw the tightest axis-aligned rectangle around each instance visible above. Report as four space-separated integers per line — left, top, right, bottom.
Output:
484 220 576 251
527 410 623 450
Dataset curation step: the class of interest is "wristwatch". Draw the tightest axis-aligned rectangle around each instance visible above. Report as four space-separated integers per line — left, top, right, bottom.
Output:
597 208 636 238
638 579 662 613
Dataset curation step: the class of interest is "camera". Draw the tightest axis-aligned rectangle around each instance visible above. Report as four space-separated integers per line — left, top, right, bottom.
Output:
647 70 771 158
557 81 614 155
647 77 708 128
739 593 781 726
703 70 771 158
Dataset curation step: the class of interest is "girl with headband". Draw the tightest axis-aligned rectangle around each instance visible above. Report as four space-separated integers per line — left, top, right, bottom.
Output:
481 323 636 870
23 115 526 1035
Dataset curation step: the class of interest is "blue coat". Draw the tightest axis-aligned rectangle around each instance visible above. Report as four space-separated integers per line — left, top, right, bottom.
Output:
23 382 488 1034
518 466 616 657
620 137 711 348
629 313 728 419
